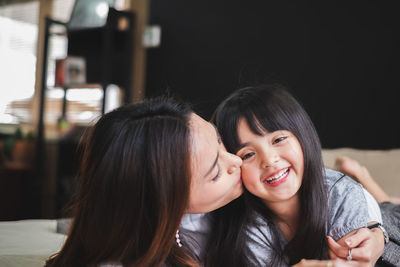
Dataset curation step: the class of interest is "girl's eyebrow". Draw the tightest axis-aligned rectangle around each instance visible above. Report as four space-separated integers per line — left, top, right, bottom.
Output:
237 142 250 150
238 130 277 150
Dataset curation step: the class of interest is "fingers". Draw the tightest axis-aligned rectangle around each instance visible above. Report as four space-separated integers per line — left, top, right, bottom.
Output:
333 258 361 267
343 228 370 249
328 249 338 261
292 258 358 267
327 229 374 262
348 248 370 262
327 235 367 261
292 259 334 267
327 236 348 259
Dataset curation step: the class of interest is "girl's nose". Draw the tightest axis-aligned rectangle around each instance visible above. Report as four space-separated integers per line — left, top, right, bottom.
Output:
262 149 279 168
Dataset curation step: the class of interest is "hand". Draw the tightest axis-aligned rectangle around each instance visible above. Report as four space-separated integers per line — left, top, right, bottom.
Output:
327 227 384 266
292 258 357 267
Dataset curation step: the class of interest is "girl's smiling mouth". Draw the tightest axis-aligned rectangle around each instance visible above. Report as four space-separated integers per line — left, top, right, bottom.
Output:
263 167 290 187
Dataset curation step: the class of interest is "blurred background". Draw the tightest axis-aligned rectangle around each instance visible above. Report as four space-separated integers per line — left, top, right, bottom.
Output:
1 0 399 220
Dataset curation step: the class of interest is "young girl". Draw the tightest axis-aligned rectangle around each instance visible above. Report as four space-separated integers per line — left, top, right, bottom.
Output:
206 84 385 266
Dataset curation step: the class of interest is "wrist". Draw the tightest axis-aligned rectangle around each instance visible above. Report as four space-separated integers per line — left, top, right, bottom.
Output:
367 222 389 245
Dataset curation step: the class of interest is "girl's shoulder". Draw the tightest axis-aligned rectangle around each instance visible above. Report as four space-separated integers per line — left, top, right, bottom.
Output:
324 168 367 211
324 168 371 240
324 168 363 193
244 212 286 266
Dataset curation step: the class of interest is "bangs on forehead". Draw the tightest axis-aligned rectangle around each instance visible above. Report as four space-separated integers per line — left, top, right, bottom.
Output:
242 107 290 136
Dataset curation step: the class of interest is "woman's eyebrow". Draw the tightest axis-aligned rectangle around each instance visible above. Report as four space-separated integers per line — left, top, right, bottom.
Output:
202 122 221 177
211 123 222 143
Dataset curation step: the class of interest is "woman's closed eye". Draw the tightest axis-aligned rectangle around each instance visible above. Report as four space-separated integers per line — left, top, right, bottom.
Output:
212 166 221 181
241 152 255 161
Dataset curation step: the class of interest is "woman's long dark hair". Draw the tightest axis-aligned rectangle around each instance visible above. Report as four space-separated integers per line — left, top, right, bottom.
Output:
46 97 198 267
208 84 329 266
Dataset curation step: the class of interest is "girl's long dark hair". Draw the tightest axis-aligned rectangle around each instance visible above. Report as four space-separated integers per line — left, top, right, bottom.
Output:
208 84 329 266
46 97 198 267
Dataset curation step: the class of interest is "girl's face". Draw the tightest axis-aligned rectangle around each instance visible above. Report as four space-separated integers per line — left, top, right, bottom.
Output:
187 113 243 214
236 118 304 206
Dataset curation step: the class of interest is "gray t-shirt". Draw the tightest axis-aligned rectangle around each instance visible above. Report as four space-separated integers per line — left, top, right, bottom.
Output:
180 169 382 265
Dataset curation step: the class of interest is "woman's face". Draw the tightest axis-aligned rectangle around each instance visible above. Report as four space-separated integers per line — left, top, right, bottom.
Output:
187 113 243 214
235 118 304 206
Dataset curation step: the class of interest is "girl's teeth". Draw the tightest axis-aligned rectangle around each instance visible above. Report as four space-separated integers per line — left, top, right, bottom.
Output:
266 168 289 184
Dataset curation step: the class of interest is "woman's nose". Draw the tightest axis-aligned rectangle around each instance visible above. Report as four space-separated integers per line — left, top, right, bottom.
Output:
227 153 242 174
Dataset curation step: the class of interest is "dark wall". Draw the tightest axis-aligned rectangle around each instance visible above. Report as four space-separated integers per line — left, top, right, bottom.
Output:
67 8 135 102
145 1 400 149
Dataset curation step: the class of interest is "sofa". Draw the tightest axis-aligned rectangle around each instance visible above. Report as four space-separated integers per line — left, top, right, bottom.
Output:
0 219 66 267
322 147 400 198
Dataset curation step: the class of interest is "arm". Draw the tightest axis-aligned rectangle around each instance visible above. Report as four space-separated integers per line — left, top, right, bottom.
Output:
327 226 385 266
292 258 359 267
325 169 384 266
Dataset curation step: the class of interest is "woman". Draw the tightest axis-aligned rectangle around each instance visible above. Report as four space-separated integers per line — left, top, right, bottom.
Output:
46 96 243 266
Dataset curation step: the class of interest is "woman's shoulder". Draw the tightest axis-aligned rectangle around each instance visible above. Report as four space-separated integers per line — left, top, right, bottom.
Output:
180 213 210 232
179 213 211 259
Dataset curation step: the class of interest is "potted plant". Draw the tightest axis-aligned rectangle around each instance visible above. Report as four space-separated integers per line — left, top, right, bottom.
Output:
2 127 35 168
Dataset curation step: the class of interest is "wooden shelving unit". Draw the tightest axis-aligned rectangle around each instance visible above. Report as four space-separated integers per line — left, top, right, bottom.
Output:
35 8 135 218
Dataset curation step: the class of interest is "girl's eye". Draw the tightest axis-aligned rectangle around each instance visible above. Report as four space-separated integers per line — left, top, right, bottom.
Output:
273 136 287 144
241 152 255 160
212 167 221 181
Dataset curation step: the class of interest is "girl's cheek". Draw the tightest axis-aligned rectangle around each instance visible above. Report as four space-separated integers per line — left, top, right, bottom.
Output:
240 167 252 183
